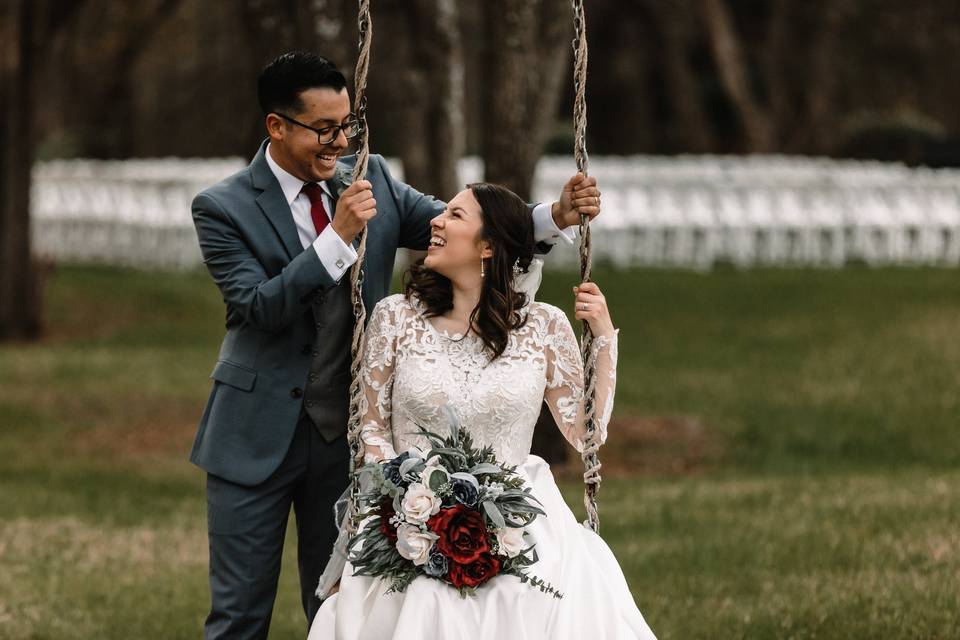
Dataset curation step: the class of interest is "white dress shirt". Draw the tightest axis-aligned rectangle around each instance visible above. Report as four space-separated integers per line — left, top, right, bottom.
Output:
266 144 358 282
265 143 575 283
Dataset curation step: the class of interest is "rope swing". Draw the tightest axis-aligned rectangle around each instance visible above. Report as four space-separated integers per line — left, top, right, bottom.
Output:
570 0 603 534
344 0 374 538
340 0 602 537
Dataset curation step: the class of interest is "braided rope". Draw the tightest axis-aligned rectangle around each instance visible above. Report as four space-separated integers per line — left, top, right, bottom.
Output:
571 0 602 533
344 0 373 536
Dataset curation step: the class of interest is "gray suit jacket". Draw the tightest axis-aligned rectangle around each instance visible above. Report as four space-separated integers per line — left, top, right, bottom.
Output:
190 140 440 486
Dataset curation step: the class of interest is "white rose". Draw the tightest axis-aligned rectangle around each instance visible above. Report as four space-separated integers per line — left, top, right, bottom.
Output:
496 526 527 558
401 482 441 523
395 524 438 566
420 456 449 487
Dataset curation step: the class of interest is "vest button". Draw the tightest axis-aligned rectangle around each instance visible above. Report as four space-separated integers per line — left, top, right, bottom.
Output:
308 373 318 382
301 344 311 355
290 387 303 399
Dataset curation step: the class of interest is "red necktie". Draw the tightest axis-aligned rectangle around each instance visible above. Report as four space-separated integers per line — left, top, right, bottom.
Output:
301 183 329 237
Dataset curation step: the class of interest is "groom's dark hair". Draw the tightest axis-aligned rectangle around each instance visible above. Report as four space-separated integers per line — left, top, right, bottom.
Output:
257 52 347 116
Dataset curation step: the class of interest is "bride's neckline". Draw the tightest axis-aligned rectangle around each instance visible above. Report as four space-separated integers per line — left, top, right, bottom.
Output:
407 294 536 343
408 295 475 342
424 317 472 342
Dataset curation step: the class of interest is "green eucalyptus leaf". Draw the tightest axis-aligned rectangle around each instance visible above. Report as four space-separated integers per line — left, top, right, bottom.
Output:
482 500 506 529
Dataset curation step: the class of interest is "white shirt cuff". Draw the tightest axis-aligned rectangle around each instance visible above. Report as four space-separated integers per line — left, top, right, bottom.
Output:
313 225 358 282
532 202 576 246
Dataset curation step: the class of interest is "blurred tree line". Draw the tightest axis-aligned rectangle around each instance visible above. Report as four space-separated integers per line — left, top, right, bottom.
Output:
5 0 960 341
26 0 960 164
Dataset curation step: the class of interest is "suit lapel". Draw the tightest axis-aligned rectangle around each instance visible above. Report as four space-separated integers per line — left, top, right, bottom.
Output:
250 140 303 261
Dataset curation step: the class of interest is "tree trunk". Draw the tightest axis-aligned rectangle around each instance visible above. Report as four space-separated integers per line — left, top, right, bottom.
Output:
425 0 465 201
646 0 716 152
392 0 464 202
788 4 846 154
481 0 534 197
0 0 42 340
481 0 570 200
88 0 185 158
760 0 791 143
701 0 775 152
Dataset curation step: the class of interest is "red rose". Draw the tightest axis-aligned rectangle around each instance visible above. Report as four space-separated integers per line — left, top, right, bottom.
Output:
448 553 502 588
378 497 397 543
427 504 490 564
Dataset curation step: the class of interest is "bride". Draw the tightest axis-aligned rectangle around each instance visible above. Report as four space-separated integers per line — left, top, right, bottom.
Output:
308 182 656 639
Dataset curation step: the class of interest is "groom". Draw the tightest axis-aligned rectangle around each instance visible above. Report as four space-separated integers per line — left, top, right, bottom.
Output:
191 51 601 639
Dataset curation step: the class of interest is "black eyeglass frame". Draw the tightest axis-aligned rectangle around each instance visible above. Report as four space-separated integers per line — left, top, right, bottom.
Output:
272 112 362 144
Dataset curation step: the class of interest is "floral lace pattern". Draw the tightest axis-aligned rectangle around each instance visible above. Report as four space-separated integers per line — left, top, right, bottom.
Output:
358 294 618 466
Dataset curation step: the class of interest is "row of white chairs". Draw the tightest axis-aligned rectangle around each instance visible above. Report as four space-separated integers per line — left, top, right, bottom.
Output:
31 156 960 270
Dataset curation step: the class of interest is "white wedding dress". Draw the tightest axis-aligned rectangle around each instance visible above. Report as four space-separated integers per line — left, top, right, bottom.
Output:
308 294 656 640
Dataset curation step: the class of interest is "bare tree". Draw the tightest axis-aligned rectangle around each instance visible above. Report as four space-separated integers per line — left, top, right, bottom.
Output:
0 1 40 340
0 0 89 340
481 0 571 200
376 0 464 201
774 2 848 154
701 0 776 152
644 0 716 152
88 0 185 157
0 0 184 340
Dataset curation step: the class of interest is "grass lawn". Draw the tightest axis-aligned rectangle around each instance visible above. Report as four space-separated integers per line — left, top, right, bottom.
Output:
1 265 958 638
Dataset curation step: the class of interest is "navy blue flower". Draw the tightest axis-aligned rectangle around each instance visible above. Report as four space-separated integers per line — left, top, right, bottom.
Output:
450 477 479 507
383 451 412 486
424 549 449 578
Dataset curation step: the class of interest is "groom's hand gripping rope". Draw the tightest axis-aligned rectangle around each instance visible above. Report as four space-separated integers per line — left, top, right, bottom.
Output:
552 172 601 230
332 179 377 245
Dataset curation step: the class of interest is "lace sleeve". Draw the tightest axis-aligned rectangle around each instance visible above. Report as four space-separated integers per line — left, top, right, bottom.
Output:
543 308 618 452
358 297 402 463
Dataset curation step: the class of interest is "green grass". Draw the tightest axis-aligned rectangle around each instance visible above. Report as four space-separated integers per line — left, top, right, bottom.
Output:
1 265 958 638
540 266 960 472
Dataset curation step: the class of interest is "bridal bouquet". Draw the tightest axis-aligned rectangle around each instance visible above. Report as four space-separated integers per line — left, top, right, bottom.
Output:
347 410 562 598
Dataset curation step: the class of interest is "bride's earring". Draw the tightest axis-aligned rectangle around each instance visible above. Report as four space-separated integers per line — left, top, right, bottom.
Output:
480 257 485 278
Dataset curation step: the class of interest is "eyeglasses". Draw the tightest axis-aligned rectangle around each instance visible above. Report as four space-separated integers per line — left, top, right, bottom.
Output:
272 112 362 144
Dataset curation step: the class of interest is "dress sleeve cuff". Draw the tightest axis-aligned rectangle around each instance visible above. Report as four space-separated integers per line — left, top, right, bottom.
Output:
532 202 577 246
313 225 358 282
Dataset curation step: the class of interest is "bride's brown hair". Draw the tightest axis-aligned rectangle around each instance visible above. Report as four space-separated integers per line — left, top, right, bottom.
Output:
404 182 535 360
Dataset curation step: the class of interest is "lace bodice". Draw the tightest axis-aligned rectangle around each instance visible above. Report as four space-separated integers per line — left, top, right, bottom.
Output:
357 294 617 466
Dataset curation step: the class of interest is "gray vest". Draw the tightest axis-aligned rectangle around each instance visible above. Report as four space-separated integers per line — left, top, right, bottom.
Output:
303 278 354 441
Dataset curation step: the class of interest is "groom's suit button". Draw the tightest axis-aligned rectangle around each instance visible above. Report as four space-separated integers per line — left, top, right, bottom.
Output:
290 387 303 399
301 344 312 355
308 373 318 382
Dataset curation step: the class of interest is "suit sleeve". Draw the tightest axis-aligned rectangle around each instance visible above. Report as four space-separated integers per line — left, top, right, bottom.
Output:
192 191 337 333
373 155 443 251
